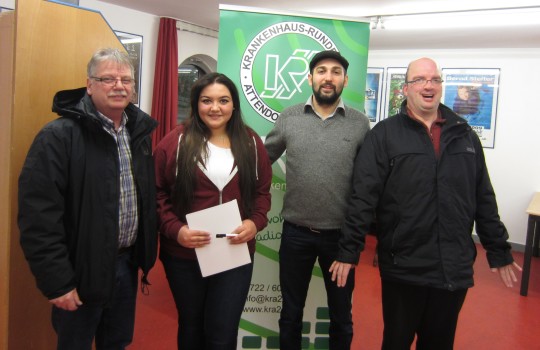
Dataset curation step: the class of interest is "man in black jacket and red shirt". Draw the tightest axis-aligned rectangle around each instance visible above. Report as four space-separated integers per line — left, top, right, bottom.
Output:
18 48 157 350
340 57 521 350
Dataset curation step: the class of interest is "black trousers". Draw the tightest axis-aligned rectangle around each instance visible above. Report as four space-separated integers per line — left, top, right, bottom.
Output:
381 279 468 350
52 251 138 350
279 221 354 350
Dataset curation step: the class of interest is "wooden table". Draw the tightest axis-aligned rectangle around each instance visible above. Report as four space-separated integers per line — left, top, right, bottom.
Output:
520 192 540 296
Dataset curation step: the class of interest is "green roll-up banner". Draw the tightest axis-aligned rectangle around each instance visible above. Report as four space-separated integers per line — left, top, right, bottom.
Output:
218 6 370 349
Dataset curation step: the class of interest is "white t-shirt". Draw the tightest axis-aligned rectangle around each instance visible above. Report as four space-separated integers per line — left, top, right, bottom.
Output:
205 142 234 191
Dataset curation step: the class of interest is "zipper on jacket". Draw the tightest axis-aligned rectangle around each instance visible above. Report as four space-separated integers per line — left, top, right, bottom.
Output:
438 119 469 157
391 251 398 265
252 135 259 180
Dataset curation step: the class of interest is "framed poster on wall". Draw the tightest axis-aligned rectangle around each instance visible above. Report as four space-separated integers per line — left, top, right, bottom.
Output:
442 68 500 148
115 31 143 105
365 67 384 123
383 67 407 119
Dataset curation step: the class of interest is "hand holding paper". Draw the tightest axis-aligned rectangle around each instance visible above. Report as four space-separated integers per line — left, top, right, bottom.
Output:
177 225 211 249
230 219 257 243
186 200 251 277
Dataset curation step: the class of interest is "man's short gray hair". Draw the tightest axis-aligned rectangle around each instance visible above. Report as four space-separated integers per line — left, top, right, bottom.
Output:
87 48 134 78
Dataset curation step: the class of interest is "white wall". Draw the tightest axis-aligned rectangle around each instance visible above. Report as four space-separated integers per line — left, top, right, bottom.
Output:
0 0 14 9
368 49 540 247
178 30 218 64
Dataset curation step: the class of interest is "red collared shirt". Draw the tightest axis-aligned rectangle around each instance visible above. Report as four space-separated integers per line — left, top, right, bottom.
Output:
407 107 446 158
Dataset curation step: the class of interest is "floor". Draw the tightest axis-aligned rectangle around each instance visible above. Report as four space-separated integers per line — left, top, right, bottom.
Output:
129 235 540 349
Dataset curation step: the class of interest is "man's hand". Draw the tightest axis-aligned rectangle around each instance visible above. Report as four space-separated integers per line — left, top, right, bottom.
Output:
329 261 354 287
491 261 522 288
49 289 83 311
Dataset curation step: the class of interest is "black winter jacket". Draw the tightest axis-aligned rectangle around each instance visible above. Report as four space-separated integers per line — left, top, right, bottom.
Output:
340 100 513 290
18 87 158 304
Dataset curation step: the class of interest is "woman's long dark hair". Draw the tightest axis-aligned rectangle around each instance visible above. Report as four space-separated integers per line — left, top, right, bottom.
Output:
172 72 257 219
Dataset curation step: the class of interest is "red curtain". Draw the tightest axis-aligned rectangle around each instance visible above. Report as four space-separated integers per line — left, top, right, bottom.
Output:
151 17 178 150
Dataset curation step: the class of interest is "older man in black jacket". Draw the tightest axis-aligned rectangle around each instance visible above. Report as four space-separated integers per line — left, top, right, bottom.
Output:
18 48 157 350
340 57 521 350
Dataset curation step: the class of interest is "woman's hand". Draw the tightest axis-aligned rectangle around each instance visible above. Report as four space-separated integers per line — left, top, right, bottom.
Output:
177 225 211 248
229 219 257 244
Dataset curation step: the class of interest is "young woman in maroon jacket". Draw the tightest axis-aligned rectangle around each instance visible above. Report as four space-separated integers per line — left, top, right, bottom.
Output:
154 72 272 350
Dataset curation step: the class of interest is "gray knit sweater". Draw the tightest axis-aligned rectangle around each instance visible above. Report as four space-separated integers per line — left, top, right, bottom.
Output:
265 100 370 229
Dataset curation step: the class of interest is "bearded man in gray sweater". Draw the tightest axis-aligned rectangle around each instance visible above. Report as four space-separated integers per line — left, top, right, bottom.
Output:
265 50 370 350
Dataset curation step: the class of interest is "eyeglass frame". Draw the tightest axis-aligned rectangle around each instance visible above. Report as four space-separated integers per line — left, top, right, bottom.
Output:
91 76 135 87
405 78 444 86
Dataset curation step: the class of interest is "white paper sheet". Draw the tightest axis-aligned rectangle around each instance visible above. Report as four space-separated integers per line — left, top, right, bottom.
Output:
185 199 251 277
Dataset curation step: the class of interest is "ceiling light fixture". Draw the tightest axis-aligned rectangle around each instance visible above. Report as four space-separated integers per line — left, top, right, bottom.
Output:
367 6 540 31
371 16 385 30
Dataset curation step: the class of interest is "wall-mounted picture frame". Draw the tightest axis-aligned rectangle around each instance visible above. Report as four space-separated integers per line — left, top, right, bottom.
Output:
383 67 407 119
442 68 500 148
115 31 143 106
365 67 384 124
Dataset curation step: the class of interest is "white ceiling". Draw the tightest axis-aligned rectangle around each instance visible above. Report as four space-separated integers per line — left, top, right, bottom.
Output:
99 0 540 49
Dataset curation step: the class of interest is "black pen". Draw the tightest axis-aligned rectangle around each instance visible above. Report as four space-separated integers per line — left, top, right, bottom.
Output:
215 233 238 238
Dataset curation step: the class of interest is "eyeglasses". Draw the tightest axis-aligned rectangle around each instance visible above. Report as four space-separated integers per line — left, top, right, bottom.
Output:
91 76 135 87
405 78 444 86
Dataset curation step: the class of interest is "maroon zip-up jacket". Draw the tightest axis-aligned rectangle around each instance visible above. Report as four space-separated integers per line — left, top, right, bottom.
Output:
154 124 272 260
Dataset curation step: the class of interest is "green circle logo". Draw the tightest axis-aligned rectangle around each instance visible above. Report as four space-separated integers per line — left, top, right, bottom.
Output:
240 22 338 123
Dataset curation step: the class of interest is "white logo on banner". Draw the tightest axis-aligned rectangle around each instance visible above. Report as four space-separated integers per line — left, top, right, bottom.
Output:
240 22 338 123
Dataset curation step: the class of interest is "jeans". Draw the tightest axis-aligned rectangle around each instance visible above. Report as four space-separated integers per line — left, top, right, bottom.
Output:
279 221 354 350
52 250 138 350
160 251 253 350
381 280 468 350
